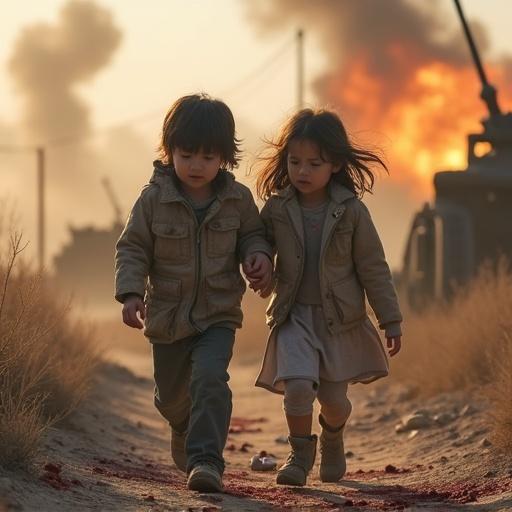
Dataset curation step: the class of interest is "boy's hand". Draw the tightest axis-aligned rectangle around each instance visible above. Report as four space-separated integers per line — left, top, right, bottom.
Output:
122 295 146 329
243 252 272 295
387 336 401 357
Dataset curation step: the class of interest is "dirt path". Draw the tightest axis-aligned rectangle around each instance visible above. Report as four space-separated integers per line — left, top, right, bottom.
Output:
1 344 512 511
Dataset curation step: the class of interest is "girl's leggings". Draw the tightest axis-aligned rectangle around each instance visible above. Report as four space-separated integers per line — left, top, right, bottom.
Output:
283 378 352 427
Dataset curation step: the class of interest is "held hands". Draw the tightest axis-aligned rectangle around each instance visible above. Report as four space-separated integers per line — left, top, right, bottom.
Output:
242 252 273 298
122 294 146 329
387 336 401 357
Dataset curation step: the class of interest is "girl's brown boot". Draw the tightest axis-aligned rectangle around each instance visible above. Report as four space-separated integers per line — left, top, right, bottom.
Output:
276 435 317 486
319 415 346 482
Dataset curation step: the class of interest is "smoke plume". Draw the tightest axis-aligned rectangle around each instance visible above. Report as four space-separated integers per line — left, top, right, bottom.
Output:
9 0 122 144
246 0 511 193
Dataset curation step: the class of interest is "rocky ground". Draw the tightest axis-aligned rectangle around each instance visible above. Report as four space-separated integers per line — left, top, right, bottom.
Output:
1 343 512 511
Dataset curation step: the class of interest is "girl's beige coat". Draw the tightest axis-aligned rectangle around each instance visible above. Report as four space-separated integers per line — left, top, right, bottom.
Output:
261 181 402 334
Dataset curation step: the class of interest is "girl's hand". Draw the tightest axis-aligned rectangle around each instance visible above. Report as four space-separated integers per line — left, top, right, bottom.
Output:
122 295 146 329
387 336 401 357
243 252 273 295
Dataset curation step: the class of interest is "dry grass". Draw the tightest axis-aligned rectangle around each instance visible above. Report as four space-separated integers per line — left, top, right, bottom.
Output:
392 261 512 394
391 261 512 454
0 233 100 469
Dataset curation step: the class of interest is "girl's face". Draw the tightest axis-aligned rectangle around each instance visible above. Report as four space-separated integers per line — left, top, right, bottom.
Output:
286 138 340 206
172 147 222 201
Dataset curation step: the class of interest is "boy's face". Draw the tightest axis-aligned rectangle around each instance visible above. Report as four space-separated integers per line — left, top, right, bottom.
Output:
172 148 222 200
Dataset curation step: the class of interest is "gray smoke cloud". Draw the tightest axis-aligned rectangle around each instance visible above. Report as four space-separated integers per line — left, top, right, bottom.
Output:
245 0 499 124
9 0 122 144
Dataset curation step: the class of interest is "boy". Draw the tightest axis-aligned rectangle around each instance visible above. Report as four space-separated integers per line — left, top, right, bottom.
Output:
115 94 272 492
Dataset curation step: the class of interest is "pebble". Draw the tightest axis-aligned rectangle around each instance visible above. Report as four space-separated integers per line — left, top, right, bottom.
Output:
480 438 492 448
345 451 354 458
433 412 456 426
396 413 432 432
274 435 288 444
440 456 448 463
484 470 496 478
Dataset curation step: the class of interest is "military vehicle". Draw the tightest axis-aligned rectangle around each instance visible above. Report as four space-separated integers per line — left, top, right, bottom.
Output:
53 177 123 305
401 0 512 309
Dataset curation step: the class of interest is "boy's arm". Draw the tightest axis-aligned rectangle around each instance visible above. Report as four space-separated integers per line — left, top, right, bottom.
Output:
114 188 155 303
237 187 273 262
352 201 402 332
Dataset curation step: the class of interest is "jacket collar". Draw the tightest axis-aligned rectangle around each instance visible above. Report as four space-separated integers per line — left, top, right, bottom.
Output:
150 160 242 203
276 180 355 205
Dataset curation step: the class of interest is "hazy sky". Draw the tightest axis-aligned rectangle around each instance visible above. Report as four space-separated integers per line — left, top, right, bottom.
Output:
1 0 511 270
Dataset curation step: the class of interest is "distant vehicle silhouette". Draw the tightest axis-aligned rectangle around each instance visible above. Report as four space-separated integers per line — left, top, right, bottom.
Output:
53 177 123 305
401 0 512 309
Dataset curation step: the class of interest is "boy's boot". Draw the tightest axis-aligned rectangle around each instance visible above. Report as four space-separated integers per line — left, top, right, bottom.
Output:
276 435 317 486
170 428 187 472
319 414 346 482
187 462 223 493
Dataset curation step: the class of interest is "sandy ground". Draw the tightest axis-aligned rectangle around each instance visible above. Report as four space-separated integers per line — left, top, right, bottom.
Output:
1 340 512 511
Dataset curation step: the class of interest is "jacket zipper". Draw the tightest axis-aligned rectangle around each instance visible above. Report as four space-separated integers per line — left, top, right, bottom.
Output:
182 201 204 334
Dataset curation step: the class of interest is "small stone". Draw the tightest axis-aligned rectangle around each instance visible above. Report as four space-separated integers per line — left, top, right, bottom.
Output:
274 435 288 444
480 438 492 448
484 470 496 478
385 464 399 473
400 413 432 431
440 456 448 463
345 451 354 458
433 413 455 426
407 430 419 440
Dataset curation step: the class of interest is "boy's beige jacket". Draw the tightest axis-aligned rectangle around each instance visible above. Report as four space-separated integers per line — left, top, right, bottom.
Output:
115 163 272 343
261 181 402 335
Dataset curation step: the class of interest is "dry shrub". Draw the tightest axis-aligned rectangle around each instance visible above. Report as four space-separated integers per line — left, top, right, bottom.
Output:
487 331 512 453
0 233 100 469
393 260 512 394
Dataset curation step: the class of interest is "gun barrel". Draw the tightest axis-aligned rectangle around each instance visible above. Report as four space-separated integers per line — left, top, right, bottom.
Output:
453 0 501 116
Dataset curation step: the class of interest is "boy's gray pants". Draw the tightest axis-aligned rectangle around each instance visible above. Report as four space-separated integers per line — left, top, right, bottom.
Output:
152 325 235 474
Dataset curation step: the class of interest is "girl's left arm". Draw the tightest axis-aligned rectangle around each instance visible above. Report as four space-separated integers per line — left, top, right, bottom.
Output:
352 202 402 334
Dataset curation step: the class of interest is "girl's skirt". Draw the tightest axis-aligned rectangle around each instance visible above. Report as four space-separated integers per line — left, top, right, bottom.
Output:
255 302 389 394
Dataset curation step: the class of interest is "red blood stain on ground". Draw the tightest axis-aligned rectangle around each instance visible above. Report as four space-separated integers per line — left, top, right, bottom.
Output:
40 463 83 491
90 456 186 489
229 417 267 434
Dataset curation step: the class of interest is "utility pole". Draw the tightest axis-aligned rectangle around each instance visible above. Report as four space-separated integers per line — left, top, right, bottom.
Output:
296 29 304 110
0 144 46 272
36 147 45 273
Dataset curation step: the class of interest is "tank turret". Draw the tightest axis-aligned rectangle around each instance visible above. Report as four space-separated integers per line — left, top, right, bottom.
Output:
402 0 512 306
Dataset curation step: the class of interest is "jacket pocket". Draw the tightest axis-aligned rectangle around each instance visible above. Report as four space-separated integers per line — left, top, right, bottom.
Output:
326 226 352 264
207 217 240 257
152 222 191 261
144 277 181 339
331 275 366 325
206 271 245 316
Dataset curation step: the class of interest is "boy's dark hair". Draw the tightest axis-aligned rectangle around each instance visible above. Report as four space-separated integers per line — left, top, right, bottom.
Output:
159 93 241 170
255 108 387 200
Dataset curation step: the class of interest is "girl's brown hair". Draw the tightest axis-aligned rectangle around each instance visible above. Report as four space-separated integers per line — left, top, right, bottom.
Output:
158 93 241 170
255 108 387 199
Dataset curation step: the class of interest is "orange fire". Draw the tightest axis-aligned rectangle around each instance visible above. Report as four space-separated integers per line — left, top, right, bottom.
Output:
326 53 512 199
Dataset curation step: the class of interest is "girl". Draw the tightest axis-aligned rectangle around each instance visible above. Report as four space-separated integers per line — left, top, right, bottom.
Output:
115 94 272 493
251 108 402 487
